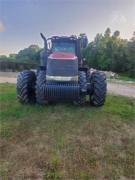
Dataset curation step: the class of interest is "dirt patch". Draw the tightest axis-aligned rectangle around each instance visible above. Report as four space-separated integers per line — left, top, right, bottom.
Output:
0 72 18 84
0 72 19 78
107 82 135 98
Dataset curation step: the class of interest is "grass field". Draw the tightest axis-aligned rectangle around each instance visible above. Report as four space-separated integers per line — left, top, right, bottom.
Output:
0 83 135 179
117 74 135 82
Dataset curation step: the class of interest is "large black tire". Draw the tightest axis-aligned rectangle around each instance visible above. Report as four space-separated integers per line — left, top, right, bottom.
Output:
36 70 47 105
16 70 36 103
73 71 87 105
90 71 107 106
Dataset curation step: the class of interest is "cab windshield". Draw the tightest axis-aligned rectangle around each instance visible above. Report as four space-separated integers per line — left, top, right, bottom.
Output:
52 42 75 54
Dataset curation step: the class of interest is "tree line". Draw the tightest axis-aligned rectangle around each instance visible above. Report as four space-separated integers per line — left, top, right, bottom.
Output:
0 28 135 77
82 28 135 78
0 45 41 64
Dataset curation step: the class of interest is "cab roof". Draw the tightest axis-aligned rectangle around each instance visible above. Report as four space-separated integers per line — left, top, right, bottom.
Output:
47 35 78 42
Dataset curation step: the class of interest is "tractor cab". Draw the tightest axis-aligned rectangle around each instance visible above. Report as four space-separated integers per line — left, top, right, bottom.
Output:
40 34 88 82
47 36 79 82
51 36 76 54
40 35 79 82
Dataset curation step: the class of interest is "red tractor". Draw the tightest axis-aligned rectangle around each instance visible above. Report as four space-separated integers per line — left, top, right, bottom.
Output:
17 33 107 106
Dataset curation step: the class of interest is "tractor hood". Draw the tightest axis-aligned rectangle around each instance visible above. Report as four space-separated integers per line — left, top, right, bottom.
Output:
46 52 78 82
48 52 77 60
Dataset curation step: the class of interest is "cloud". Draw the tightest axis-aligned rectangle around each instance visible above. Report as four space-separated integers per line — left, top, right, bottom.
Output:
110 11 127 25
0 21 5 32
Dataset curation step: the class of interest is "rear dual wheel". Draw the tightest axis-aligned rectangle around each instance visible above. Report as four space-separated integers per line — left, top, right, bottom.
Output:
36 70 47 105
90 71 107 106
72 70 107 107
16 70 36 103
73 71 86 105
17 70 47 105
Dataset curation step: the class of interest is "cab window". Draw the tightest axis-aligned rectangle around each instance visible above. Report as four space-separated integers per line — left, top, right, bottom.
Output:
52 42 75 54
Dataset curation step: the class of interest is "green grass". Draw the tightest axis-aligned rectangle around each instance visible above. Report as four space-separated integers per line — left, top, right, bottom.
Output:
118 74 135 82
108 74 135 82
0 83 135 179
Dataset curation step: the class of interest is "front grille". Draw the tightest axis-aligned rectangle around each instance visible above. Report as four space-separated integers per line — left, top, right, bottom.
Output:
43 83 79 101
47 58 78 77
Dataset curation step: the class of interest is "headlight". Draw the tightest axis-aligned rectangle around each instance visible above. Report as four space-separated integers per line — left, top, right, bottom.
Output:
46 75 78 82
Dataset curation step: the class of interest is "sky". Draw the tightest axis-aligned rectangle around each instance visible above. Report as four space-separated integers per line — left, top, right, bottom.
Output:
0 0 135 55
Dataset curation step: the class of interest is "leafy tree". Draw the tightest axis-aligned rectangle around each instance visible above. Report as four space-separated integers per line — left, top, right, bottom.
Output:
83 28 135 78
16 45 41 64
0 55 9 62
113 30 120 38
9 54 17 61
104 28 111 38
126 32 135 77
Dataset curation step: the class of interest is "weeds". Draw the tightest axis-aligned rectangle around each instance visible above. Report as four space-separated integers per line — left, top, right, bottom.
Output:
0 84 135 179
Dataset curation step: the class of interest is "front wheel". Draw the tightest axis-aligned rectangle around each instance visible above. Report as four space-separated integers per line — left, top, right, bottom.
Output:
16 70 36 103
90 71 107 106
36 70 47 105
73 71 86 106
